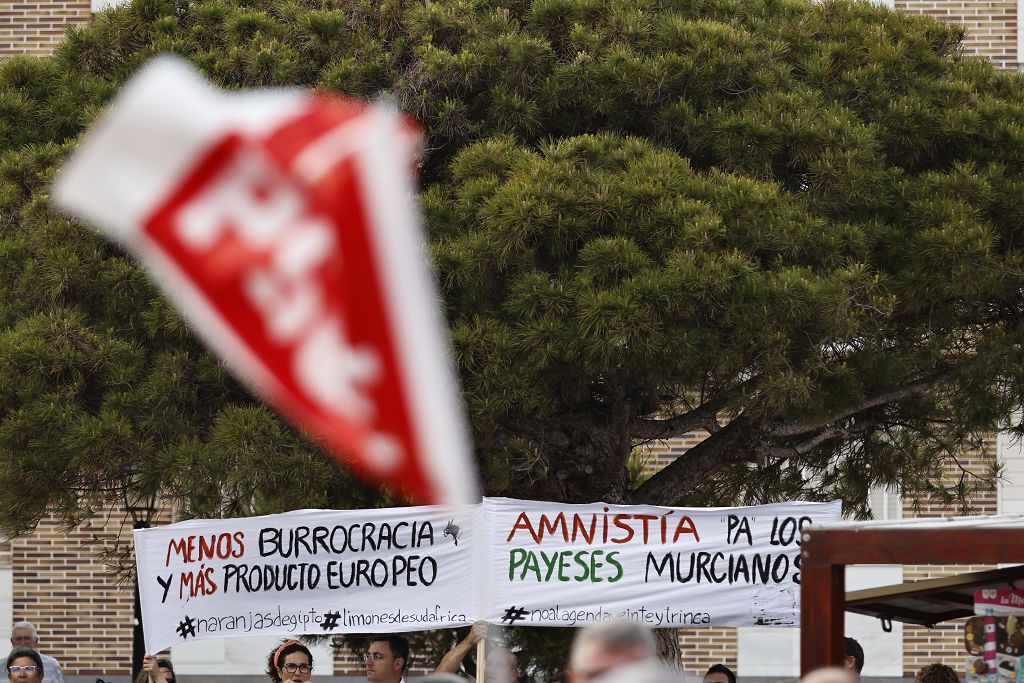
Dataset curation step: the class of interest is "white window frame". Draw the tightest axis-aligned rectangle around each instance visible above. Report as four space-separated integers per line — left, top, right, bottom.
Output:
1019 0 1024 70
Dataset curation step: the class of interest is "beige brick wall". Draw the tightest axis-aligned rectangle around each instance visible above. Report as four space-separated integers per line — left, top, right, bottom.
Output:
333 642 361 677
896 0 1020 70
679 626 737 673
12 503 171 676
644 432 711 475
0 0 91 57
899 437 998 675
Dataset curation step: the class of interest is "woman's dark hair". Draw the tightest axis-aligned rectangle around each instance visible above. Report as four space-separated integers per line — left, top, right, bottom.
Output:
705 664 736 683
916 664 959 683
266 641 313 683
132 659 175 683
6 647 43 677
156 659 175 682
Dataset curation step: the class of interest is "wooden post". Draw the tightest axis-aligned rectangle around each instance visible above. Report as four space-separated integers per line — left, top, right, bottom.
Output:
476 639 486 682
800 534 846 674
798 524 1024 674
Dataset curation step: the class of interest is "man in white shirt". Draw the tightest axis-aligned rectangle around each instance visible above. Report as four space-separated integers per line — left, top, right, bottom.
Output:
365 635 409 683
10 621 64 683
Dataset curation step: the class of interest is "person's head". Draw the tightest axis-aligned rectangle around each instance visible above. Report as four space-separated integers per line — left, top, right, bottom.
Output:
365 635 408 683
801 668 856 683
9 623 38 650
266 640 313 683
566 621 656 683
6 647 43 683
484 647 518 683
843 637 864 673
915 664 959 683
156 658 175 683
132 658 175 683
704 664 737 683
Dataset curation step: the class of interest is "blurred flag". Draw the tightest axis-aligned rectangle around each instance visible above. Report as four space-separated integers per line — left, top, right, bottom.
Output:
53 57 478 505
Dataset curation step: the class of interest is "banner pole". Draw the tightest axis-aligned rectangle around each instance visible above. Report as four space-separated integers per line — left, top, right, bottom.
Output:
475 639 485 682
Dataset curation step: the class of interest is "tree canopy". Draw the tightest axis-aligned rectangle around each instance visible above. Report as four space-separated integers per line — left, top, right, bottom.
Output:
1 0 1023 540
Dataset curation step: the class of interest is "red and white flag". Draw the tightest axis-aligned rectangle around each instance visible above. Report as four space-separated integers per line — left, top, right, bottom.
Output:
53 57 478 505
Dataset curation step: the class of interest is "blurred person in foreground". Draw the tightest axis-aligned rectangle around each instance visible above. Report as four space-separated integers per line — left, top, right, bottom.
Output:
434 621 519 683
801 667 856 683
9 623 62 683
565 621 657 683
915 664 958 683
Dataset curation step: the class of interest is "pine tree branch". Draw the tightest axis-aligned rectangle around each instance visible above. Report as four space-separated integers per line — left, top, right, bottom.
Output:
629 375 760 441
629 416 762 505
629 403 722 440
630 363 970 505
764 414 881 460
767 368 958 439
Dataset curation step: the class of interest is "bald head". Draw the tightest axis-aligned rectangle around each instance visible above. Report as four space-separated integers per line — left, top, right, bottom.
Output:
567 622 656 683
802 667 857 683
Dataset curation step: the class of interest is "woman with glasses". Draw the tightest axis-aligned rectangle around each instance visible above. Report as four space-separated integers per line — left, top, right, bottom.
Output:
266 640 314 683
6 647 43 683
134 655 175 683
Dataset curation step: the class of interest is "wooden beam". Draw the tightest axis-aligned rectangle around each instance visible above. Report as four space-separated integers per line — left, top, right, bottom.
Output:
917 592 976 607
844 602 970 627
802 528 1024 565
800 539 845 674
846 565 1024 605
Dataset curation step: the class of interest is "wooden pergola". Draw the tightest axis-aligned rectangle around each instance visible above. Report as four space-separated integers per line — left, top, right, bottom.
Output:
800 514 1024 673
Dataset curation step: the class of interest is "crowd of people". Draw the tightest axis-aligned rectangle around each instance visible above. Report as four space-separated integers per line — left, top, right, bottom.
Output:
2 620 969 682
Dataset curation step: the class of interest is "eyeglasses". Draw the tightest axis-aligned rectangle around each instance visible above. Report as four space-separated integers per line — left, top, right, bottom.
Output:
281 663 312 674
8 667 38 674
364 653 388 662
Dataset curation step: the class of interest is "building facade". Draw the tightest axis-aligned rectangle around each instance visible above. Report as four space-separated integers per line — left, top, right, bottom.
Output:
2 0 1023 678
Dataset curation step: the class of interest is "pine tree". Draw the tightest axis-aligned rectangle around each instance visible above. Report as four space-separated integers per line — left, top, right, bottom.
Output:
3 0 1023 535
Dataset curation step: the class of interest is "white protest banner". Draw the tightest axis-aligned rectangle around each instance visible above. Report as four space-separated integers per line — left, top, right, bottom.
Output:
136 498 841 651
134 505 478 653
482 497 841 629
53 57 477 506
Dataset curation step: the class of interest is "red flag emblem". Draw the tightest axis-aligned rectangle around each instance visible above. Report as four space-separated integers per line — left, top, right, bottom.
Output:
54 58 477 505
